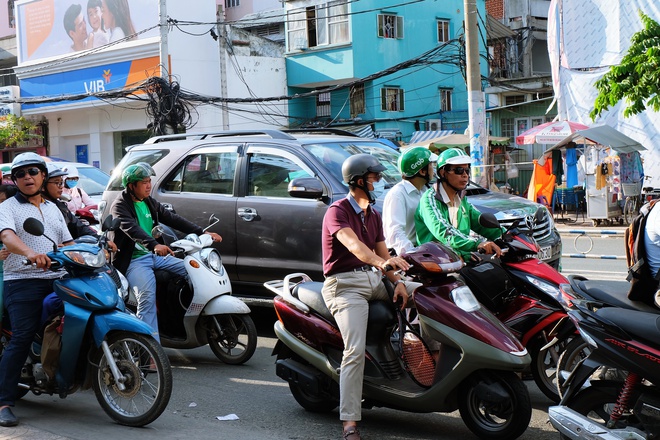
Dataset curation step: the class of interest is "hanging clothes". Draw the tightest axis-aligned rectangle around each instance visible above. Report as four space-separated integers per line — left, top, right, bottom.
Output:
565 147 578 188
527 155 556 211
552 149 564 186
619 151 644 184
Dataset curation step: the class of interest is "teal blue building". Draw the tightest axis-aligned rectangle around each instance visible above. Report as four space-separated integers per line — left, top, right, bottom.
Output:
284 0 488 142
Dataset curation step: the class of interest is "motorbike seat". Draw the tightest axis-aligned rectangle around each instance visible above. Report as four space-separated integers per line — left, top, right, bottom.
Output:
572 278 658 313
293 282 334 323
596 307 660 346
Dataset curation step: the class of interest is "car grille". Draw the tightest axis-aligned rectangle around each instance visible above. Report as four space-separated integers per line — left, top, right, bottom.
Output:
498 210 552 241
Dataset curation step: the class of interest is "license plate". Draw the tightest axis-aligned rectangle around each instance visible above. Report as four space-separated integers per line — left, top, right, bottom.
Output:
537 246 551 260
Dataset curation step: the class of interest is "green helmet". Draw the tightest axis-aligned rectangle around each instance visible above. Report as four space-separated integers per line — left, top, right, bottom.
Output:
397 147 438 177
436 148 472 170
121 162 156 187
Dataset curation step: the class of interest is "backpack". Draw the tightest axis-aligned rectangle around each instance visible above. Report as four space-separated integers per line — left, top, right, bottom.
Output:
625 200 660 305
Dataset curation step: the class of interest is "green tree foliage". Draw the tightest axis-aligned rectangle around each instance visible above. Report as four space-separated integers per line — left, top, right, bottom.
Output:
591 11 660 119
0 114 41 147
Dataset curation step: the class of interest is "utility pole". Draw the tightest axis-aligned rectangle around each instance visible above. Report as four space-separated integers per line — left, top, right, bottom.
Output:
217 21 230 130
159 0 168 79
464 0 488 186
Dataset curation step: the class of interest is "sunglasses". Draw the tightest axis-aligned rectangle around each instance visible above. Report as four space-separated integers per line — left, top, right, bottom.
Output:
447 166 471 175
14 167 42 179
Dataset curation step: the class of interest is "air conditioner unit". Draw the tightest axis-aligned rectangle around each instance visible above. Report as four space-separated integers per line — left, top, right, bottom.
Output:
426 119 442 131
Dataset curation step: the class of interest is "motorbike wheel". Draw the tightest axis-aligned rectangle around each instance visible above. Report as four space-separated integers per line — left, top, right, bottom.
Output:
289 381 339 413
529 335 573 403
458 371 531 440
560 382 645 440
556 337 592 399
207 314 257 365
92 331 172 427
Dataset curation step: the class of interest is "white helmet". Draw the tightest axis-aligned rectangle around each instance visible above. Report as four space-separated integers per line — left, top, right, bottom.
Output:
63 165 79 178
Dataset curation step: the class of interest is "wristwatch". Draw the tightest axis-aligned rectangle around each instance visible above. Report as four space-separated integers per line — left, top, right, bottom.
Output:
394 279 406 288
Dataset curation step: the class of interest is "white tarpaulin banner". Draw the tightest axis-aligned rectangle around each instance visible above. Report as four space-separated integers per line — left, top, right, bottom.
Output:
548 0 660 187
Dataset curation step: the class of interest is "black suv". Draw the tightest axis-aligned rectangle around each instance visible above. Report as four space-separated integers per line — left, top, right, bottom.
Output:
100 130 561 304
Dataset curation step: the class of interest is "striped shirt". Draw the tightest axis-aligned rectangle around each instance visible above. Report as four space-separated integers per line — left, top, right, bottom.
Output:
0 193 72 280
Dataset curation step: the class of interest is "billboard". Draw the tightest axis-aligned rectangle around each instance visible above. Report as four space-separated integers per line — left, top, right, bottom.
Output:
20 56 162 110
16 0 159 63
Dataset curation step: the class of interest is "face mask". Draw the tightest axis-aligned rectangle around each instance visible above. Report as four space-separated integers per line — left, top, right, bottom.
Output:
369 179 385 202
66 180 78 189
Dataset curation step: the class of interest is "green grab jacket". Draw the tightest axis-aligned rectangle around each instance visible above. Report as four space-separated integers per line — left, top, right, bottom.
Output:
414 187 503 260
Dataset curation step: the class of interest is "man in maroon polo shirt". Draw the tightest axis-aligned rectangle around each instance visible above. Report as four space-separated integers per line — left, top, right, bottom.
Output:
321 154 411 440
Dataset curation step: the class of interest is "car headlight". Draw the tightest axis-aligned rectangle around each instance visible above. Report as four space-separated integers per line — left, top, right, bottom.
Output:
200 248 223 274
450 285 481 312
64 250 106 268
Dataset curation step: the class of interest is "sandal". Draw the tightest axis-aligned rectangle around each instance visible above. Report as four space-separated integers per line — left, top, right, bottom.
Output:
342 427 361 440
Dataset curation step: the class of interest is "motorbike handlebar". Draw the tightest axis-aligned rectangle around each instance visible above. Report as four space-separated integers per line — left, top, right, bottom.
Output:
22 258 61 270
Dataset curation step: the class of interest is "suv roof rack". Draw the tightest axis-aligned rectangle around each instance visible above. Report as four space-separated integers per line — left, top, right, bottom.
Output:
143 130 297 144
282 128 361 137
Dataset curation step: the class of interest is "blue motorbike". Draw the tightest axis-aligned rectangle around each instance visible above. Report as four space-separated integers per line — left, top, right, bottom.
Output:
0 216 173 427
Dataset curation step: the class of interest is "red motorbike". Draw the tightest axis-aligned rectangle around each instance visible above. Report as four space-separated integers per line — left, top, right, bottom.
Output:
265 241 533 440
462 211 571 402
75 204 99 226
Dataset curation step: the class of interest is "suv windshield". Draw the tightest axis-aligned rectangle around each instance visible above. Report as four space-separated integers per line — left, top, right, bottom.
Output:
107 148 170 191
304 141 401 187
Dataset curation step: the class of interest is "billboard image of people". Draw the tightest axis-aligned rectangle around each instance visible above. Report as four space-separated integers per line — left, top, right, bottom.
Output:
16 0 158 63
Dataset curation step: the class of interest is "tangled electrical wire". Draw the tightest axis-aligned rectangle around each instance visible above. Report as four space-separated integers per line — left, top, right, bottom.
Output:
142 76 197 135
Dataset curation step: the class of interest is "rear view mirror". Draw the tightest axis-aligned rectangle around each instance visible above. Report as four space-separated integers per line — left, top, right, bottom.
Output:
478 213 500 229
101 215 114 232
288 177 324 199
23 218 44 236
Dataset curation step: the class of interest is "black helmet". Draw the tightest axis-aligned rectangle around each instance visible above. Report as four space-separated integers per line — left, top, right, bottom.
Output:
341 154 386 185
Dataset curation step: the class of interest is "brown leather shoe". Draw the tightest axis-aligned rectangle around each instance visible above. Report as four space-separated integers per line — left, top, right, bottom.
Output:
342 426 361 440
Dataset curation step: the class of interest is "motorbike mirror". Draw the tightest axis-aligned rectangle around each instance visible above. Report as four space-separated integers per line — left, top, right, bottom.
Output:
110 217 121 230
478 213 500 229
204 214 220 232
152 225 165 239
23 218 58 252
101 215 114 232
23 218 44 236
534 207 545 224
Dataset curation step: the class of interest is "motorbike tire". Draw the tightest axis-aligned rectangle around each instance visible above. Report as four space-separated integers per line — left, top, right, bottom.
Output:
559 382 645 440
556 337 591 399
529 335 574 403
92 331 172 427
207 314 257 365
458 370 531 440
289 381 339 413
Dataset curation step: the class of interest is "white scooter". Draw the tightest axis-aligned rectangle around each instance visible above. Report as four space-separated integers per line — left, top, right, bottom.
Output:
126 215 257 364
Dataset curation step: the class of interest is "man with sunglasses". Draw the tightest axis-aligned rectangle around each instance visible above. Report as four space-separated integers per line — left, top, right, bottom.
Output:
415 148 502 260
0 153 74 427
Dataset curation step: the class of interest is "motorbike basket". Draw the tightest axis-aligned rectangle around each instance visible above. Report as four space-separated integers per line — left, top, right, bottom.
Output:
396 309 436 387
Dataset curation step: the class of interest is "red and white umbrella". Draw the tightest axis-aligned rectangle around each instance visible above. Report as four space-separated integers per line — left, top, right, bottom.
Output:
515 120 589 145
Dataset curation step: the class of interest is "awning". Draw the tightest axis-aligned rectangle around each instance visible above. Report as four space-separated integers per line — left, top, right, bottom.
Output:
406 134 511 152
409 130 455 143
340 124 375 138
486 15 515 41
544 124 646 154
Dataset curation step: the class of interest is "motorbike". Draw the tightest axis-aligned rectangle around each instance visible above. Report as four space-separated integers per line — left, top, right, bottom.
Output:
75 204 99 226
265 241 533 440
0 216 172 427
461 211 571 402
548 290 660 439
125 214 257 365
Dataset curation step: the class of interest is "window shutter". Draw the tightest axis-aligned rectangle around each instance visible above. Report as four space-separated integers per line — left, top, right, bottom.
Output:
396 16 404 39
399 89 405 111
377 14 384 37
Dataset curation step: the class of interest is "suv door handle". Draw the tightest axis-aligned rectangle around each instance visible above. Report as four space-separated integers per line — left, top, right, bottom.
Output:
238 207 257 222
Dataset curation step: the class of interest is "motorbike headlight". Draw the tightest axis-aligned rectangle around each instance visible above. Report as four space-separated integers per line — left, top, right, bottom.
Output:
450 285 481 312
200 248 223 274
525 275 561 299
64 250 106 268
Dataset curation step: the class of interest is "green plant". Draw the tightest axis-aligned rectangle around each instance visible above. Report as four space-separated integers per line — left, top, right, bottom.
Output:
0 114 42 147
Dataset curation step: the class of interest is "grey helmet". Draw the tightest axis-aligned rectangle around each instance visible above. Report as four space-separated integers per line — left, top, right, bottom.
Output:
341 154 386 185
46 163 68 179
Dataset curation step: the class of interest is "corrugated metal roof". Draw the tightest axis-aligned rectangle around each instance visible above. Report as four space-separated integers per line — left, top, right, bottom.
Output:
486 15 515 41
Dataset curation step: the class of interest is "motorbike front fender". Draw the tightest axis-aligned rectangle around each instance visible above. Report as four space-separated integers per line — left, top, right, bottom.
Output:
91 310 157 346
201 294 250 316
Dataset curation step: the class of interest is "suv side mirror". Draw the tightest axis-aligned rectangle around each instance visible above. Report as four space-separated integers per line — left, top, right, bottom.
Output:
288 177 324 199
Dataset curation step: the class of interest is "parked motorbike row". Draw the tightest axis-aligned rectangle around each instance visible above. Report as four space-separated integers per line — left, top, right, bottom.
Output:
0 213 257 427
266 208 660 439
